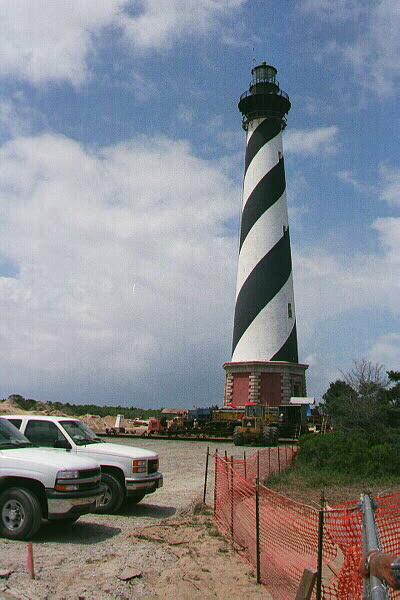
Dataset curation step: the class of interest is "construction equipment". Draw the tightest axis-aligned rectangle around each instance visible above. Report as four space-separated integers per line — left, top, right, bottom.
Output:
233 404 280 446
232 400 309 446
209 408 243 436
185 407 243 437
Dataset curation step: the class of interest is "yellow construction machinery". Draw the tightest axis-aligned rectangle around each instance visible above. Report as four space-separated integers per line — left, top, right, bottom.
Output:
233 404 280 446
232 402 307 446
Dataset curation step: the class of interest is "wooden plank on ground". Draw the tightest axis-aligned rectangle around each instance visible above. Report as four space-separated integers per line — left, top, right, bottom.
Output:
295 569 317 600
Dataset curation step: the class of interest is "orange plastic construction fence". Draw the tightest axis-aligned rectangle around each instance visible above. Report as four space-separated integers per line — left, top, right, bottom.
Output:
213 449 400 600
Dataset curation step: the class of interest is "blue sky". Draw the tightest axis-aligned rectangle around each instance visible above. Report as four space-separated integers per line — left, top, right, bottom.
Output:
0 1 398 407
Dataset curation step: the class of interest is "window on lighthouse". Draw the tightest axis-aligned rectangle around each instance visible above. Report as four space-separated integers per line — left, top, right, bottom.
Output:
288 303 293 319
278 151 282 160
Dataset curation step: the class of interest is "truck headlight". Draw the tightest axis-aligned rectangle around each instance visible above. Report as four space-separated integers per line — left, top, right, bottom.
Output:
132 460 147 473
56 470 80 479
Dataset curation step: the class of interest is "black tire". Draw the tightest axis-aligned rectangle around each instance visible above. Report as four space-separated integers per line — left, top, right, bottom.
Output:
262 426 279 446
233 428 244 446
95 472 125 514
271 427 279 445
0 487 42 540
128 492 146 505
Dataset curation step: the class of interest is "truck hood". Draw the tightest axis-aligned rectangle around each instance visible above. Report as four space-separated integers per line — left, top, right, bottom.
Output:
0 447 99 471
79 442 158 460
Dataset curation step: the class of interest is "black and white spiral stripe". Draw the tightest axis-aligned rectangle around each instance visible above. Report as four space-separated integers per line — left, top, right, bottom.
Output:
231 117 299 363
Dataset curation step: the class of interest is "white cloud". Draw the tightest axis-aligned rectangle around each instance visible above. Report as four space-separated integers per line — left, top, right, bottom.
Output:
352 0 400 96
284 126 338 156
379 164 400 207
372 217 400 261
303 0 400 97
177 104 195 125
0 1 121 86
293 215 400 397
0 0 246 86
337 170 375 195
131 70 158 102
121 0 246 51
295 215 400 345
0 130 398 404
337 163 400 204
368 333 400 369
301 0 363 21
0 133 238 403
287 171 309 227
0 93 45 138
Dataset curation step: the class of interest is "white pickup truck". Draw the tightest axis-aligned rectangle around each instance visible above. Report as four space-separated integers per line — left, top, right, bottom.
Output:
4 415 163 514
0 418 104 540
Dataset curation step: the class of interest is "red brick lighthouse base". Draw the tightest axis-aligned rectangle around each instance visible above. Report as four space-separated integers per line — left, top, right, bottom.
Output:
223 362 308 409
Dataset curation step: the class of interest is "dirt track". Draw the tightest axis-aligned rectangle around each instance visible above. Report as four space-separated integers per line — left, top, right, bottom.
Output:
0 438 266 600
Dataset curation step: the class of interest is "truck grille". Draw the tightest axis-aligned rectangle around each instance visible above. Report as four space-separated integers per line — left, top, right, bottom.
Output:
148 459 158 474
76 468 101 491
78 468 101 480
56 468 101 493
77 481 99 491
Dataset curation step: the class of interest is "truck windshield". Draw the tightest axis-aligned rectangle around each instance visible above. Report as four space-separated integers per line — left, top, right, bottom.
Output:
0 418 32 449
61 421 102 446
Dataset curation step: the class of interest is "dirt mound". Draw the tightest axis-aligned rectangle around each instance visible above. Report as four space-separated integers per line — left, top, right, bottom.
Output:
0 396 69 417
0 397 31 415
80 414 116 432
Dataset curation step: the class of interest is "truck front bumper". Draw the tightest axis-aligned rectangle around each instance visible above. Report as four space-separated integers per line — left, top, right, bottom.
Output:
46 485 105 520
125 473 163 496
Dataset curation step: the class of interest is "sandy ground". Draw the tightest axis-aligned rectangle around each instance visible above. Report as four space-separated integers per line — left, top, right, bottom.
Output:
0 439 267 600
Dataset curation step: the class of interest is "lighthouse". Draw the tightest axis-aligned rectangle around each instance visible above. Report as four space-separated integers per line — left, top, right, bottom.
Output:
224 62 308 408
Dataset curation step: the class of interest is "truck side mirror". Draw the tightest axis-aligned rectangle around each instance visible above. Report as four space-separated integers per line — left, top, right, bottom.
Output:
54 439 72 450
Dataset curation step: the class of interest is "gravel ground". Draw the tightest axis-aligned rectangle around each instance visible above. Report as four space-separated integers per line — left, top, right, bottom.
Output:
0 438 242 600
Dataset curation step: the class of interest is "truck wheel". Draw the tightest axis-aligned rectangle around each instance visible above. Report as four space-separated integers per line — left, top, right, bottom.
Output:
233 430 244 446
262 426 279 446
271 427 279 445
0 488 42 540
128 492 146 505
95 472 125 514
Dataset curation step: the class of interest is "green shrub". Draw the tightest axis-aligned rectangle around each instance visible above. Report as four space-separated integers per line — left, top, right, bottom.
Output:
296 431 400 481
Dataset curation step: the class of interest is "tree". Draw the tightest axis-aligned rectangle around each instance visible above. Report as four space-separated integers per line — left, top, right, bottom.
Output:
386 371 400 406
341 359 388 396
321 360 391 435
321 379 356 414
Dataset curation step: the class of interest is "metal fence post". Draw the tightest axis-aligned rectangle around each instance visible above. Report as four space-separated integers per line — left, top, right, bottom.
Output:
256 477 261 584
203 446 210 504
277 445 281 473
244 451 247 480
268 446 271 477
316 491 325 600
230 456 234 542
361 494 389 600
257 450 260 482
213 449 218 516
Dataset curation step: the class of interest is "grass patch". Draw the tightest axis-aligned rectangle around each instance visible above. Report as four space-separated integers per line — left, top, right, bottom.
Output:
266 431 400 505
